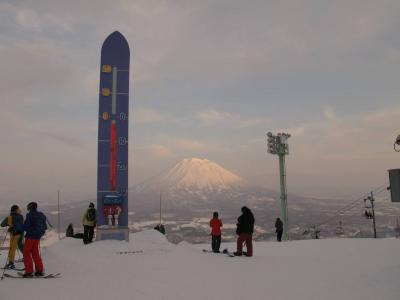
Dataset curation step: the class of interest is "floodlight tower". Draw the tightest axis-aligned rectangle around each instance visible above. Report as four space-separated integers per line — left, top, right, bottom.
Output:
267 132 291 240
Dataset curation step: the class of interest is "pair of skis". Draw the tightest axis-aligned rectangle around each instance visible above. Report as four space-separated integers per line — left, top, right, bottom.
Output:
116 250 143 255
202 249 235 257
2 272 61 279
203 249 250 257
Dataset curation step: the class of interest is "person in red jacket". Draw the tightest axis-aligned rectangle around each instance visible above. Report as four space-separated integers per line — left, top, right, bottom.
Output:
209 211 223 253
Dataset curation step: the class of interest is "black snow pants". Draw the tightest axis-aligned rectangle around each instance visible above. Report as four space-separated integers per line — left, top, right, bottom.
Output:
276 230 283 242
211 235 221 252
83 225 95 244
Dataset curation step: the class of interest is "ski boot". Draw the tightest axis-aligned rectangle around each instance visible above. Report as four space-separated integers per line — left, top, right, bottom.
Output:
5 262 15 269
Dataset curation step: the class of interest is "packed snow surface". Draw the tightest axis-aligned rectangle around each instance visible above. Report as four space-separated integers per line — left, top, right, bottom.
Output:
1 230 400 300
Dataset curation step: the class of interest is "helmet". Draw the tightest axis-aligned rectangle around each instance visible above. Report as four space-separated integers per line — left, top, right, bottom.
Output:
27 202 38 211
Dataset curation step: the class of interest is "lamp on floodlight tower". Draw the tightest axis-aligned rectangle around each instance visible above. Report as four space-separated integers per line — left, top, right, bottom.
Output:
267 131 291 241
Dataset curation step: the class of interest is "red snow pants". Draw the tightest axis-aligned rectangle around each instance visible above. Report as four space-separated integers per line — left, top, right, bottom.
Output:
23 238 44 274
237 233 253 257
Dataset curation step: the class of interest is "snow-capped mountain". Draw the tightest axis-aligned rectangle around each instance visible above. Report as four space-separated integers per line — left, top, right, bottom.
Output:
133 158 259 210
137 158 246 193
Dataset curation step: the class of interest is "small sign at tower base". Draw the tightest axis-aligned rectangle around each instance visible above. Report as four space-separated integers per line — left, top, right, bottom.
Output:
96 226 129 242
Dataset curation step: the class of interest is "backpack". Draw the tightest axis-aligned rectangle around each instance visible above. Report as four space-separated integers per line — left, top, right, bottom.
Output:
87 208 96 222
32 212 47 238
10 214 24 235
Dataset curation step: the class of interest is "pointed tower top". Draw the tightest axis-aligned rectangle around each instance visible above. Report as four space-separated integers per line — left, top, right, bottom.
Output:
101 31 130 67
103 31 129 49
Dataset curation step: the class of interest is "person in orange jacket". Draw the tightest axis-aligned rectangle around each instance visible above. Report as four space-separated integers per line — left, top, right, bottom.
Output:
1 205 24 269
209 211 223 253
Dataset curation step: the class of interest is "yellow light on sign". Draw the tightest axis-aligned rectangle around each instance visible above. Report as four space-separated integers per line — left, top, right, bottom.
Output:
102 112 109 120
102 65 112 73
101 88 110 96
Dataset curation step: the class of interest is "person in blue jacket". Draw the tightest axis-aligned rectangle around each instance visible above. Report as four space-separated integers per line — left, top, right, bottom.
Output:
22 202 47 277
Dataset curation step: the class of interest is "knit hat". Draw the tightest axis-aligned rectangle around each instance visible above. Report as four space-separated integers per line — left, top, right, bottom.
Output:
27 202 38 211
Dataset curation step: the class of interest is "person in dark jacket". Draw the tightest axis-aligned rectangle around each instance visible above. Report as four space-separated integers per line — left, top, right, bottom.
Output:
154 224 166 235
234 206 255 257
66 223 74 237
22 202 47 277
275 217 283 242
65 223 84 239
0 205 24 269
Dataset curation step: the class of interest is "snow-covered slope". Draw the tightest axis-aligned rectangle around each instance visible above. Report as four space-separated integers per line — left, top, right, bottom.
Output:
1 231 399 300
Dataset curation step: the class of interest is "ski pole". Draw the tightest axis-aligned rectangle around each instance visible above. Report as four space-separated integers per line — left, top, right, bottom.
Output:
0 229 8 250
0 234 12 280
1 255 8 279
17 246 21 261
46 218 53 229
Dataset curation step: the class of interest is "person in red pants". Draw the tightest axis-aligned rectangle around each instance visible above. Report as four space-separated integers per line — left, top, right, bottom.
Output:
22 202 47 277
234 206 255 257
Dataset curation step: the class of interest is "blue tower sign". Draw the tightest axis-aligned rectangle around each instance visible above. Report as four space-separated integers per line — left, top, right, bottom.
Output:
96 31 130 241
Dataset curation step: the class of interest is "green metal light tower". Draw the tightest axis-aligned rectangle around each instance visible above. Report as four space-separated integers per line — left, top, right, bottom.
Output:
267 132 291 241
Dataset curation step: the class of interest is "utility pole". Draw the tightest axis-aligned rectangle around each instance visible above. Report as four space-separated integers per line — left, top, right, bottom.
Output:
364 191 377 238
267 132 291 240
159 192 162 225
57 190 61 240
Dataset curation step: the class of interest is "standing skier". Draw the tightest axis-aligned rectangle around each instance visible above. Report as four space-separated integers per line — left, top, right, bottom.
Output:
275 217 283 242
82 202 96 244
1 205 24 269
209 211 223 253
22 202 47 277
234 206 254 257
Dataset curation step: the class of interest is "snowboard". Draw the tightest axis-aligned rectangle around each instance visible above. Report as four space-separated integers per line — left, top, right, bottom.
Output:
222 249 235 257
2 272 61 279
202 249 221 253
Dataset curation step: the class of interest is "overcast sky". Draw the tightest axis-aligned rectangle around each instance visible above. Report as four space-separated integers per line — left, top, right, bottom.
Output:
1 0 399 206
